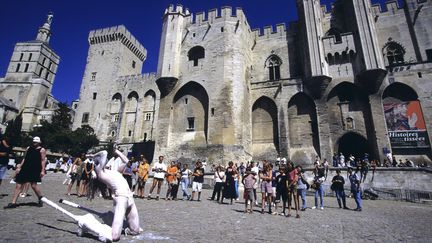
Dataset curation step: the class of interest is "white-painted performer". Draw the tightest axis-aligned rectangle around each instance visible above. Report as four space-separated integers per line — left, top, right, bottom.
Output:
89 150 141 241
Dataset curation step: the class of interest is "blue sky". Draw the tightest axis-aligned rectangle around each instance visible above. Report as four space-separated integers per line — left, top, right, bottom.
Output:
0 0 397 104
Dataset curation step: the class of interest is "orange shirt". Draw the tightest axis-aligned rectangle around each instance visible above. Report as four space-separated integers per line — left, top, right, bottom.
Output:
138 163 150 180
166 166 178 183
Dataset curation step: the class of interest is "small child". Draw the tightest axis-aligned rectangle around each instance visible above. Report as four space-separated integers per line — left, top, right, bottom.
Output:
242 168 256 213
274 166 288 216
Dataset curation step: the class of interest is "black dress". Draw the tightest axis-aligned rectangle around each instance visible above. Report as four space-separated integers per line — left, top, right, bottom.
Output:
223 168 237 199
15 146 42 183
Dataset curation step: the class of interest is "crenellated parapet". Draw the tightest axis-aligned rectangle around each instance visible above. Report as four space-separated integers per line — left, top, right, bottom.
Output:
371 0 431 16
116 72 157 83
88 25 147 61
323 32 356 56
251 23 286 40
164 5 253 30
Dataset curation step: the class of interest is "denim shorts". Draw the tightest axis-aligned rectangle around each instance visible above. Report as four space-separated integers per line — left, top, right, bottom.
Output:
0 164 8 180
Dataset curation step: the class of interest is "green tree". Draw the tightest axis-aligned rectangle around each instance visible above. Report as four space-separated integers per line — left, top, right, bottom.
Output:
68 125 99 156
51 102 72 129
4 113 24 147
29 103 99 155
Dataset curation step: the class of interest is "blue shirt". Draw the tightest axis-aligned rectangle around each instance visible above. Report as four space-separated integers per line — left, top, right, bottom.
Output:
349 173 360 191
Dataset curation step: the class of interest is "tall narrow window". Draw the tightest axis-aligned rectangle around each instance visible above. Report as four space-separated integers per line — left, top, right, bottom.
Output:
45 72 49 80
187 117 195 131
82 113 90 123
24 64 29 72
385 42 405 65
188 46 205 67
28 53 33 61
39 68 44 77
48 62 52 70
266 55 282 81
128 130 132 137
132 60 136 68
91 72 97 81
19 53 24 61
93 92 97 100
42 57 46 66
15 64 21 72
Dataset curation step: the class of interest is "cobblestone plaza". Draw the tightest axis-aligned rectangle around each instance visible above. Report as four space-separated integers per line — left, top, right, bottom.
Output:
1 172 431 242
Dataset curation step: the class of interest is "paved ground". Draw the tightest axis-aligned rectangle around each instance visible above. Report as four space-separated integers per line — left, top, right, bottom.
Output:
0 171 431 242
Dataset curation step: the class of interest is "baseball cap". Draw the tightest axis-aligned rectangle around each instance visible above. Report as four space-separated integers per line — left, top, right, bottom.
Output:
33 136 42 143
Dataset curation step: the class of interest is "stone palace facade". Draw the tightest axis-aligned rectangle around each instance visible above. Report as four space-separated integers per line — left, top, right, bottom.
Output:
69 0 432 164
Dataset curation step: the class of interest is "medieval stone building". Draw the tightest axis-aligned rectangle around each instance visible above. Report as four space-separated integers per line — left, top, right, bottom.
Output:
0 13 60 131
72 0 432 165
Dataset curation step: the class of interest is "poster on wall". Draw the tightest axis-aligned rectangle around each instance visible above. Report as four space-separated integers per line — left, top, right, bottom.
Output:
384 101 430 148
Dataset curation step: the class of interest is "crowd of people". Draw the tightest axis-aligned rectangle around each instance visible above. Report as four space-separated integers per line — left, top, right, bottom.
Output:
1 132 429 216
56 149 371 219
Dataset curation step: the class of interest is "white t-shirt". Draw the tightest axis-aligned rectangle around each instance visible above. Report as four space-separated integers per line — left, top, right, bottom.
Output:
152 162 167 179
214 171 225 183
181 169 191 178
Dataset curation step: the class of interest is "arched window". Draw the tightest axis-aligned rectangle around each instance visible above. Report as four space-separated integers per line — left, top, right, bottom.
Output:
266 55 282 81
327 53 333 65
188 46 205 66
384 42 405 65
334 52 340 65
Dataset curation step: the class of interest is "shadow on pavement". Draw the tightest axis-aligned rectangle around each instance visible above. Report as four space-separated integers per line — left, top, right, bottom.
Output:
36 222 99 241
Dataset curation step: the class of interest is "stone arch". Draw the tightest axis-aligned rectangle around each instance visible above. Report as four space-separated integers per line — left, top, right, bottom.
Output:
110 93 122 114
170 81 209 145
327 82 377 158
382 82 418 103
251 96 279 160
112 93 122 101
139 89 157 142
288 92 320 165
265 55 282 81
188 46 205 66
337 132 369 159
382 82 430 156
126 91 139 112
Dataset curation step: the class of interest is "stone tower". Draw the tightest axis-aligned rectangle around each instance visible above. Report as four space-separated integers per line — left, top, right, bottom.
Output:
0 13 60 131
72 26 147 141
155 5 254 163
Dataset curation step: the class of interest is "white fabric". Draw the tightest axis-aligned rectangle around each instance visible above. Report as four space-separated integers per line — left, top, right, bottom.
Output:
107 157 123 172
192 181 202 192
214 171 225 183
152 162 167 179
181 169 191 178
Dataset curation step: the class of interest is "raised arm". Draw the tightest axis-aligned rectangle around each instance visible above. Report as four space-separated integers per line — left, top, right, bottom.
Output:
115 149 129 173
89 150 108 172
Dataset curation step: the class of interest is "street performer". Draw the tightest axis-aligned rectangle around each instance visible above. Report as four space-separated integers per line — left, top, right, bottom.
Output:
89 149 141 241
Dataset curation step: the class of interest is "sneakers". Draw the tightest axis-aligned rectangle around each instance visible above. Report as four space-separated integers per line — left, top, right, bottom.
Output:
320 207 324 210
4 203 18 209
311 206 317 209
301 208 306 211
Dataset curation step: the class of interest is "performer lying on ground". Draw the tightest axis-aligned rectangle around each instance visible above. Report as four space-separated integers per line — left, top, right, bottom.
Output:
88 150 141 241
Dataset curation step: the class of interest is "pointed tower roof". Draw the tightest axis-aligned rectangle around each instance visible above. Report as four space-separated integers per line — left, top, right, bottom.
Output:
36 12 53 43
